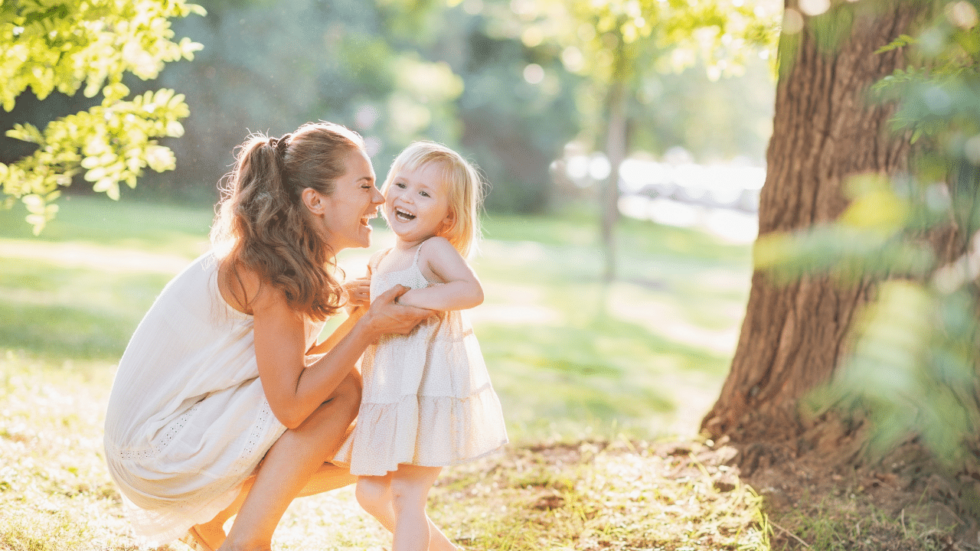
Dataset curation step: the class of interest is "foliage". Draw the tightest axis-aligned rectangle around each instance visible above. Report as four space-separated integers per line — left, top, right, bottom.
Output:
131 0 583 212
484 0 780 148
0 0 204 234
0 0 781 218
756 0 980 473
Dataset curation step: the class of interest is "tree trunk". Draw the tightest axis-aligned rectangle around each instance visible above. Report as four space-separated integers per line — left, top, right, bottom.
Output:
601 79 627 282
701 1 924 447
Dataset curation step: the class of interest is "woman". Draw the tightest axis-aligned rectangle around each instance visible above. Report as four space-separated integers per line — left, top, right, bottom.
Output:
103 122 431 551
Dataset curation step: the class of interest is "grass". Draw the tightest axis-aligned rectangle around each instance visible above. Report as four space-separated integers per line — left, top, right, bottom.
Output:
1 196 753 442
770 494 960 550
0 351 772 551
2 196 959 550
0 195 773 550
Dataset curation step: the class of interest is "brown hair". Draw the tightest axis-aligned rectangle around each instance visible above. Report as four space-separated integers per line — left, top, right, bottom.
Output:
210 121 365 321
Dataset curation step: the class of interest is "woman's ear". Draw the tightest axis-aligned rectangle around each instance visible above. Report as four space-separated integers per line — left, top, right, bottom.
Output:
301 188 325 216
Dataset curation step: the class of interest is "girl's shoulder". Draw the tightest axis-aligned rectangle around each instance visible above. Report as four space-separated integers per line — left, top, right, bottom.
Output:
419 236 459 257
418 236 471 276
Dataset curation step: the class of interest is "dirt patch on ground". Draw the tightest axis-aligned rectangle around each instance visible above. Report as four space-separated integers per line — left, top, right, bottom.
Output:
705 435 980 550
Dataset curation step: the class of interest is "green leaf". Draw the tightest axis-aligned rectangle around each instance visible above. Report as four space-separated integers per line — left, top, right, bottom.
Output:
0 0 202 231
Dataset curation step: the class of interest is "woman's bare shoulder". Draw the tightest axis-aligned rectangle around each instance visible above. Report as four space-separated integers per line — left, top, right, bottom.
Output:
218 261 284 315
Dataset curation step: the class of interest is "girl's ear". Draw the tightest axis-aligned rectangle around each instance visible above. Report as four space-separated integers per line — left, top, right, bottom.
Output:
302 188 325 215
439 211 456 236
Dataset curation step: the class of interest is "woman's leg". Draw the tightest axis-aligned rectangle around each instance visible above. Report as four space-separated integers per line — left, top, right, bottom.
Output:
215 373 360 551
388 465 457 551
195 462 355 549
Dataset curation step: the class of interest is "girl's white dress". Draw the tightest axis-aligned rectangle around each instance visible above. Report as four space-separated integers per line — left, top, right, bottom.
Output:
333 242 508 476
103 252 324 544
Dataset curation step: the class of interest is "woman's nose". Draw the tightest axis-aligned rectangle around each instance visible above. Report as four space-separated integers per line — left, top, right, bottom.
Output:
371 187 384 204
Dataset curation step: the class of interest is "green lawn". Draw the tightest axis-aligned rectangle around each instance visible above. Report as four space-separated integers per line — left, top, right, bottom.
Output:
2 197 959 551
0 196 763 550
0 195 752 443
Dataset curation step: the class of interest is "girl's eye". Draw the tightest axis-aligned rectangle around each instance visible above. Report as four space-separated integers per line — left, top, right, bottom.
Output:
420 191 430 198
395 182 406 189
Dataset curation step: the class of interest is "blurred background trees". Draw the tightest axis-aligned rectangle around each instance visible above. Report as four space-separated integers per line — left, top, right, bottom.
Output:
493 0 776 279
1 0 778 225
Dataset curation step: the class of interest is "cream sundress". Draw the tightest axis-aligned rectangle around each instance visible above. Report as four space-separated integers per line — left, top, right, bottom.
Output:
333 241 508 476
103 252 324 544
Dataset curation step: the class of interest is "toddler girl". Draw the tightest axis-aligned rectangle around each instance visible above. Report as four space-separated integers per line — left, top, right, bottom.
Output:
333 141 508 551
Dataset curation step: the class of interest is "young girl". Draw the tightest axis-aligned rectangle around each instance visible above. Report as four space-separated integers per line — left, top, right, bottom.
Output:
333 142 508 551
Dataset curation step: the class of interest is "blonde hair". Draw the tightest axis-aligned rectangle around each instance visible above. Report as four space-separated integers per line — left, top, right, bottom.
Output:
381 141 485 258
210 121 365 321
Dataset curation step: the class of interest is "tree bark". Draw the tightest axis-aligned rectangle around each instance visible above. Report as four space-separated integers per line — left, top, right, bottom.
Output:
701 1 924 445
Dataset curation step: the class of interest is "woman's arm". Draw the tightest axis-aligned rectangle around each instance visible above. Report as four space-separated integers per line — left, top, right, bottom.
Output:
396 236 484 311
251 275 430 429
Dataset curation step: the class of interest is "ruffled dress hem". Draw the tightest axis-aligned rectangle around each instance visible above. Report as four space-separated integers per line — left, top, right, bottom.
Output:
333 383 508 477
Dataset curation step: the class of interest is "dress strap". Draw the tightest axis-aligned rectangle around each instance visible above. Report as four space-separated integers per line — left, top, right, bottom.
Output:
370 248 393 274
412 241 426 266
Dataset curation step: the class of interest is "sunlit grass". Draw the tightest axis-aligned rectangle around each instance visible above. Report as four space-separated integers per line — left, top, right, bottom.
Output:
1 195 753 442
0 196 768 549
0 194 213 256
0 352 771 551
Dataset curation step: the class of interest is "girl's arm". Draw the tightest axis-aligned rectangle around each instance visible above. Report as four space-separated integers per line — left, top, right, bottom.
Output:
306 306 364 356
396 236 484 311
248 269 430 429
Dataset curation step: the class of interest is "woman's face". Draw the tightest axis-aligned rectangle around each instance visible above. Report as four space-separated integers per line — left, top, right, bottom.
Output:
313 148 383 253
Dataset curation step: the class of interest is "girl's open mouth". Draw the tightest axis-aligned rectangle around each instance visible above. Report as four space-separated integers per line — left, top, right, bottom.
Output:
394 208 416 222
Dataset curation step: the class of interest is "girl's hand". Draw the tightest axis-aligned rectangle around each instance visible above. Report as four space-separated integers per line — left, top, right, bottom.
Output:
344 276 371 311
363 284 433 339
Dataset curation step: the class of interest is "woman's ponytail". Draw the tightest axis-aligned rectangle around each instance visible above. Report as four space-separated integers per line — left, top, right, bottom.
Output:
211 123 365 321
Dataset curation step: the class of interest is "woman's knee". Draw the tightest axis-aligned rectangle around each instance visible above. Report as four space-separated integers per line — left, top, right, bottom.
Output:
329 372 361 421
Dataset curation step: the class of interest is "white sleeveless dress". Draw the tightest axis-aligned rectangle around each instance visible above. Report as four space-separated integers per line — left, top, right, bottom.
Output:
103 252 324 544
333 242 508 476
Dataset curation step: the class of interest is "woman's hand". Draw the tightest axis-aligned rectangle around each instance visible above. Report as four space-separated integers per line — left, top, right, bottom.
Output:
361 284 433 340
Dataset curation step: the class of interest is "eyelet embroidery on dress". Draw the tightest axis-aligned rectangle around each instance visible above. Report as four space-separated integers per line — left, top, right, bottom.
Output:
230 398 276 475
114 402 202 461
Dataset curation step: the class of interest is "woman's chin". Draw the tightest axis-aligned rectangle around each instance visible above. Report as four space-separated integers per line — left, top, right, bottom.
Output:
354 225 373 248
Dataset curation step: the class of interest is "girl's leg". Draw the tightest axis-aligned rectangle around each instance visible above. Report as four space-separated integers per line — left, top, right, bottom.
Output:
215 373 361 551
356 471 456 550
389 464 457 551
355 474 395 528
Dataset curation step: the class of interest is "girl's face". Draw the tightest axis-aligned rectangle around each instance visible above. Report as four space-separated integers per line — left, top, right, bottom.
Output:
314 148 383 252
384 162 454 247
